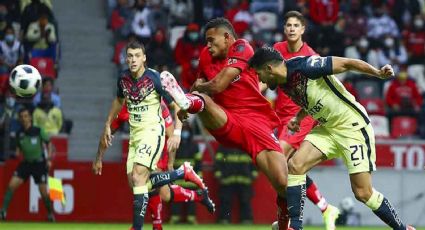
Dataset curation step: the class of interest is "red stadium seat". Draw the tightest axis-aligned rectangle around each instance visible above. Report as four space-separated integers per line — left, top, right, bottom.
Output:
359 98 385 115
30 57 57 79
391 116 418 138
0 73 9 96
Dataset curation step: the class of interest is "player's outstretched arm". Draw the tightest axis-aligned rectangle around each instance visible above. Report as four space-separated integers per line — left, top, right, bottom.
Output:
93 121 119 175
193 67 241 94
331 57 394 79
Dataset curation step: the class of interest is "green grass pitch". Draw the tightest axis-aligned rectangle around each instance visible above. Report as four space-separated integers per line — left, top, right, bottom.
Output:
0 223 424 230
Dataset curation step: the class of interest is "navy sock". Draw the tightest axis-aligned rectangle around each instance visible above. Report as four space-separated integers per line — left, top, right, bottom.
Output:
149 168 184 189
287 184 306 230
133 193 149 230
373 198 405 230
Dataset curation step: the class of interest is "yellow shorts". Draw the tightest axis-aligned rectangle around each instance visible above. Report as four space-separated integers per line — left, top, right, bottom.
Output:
304 124 376 174
126 127 165 174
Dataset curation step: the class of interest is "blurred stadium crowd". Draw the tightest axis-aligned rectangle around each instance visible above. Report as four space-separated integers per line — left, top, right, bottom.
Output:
0 0 74 162
107 0 425 142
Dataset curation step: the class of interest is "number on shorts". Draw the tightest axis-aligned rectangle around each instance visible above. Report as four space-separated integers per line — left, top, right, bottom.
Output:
138 144 152 157
350 144 364 165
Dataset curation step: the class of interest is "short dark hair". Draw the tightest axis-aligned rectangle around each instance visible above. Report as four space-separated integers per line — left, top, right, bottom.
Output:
18 106 30 116
248 47 284 69
284 10 306 26
204 17 237 38
126 40 145 53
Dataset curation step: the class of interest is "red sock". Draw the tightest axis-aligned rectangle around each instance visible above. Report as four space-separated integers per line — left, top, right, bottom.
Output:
186 94 205 113
277 196 289 230
306 178 328 212
148 194 162 230
171 185 199 202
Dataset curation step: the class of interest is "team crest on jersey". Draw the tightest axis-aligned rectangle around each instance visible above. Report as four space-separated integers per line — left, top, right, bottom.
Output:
281 72 308 109
234 43 245 53
120 75 154 103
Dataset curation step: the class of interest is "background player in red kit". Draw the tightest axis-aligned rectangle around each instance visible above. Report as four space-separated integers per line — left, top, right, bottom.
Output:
160 17 289 229
93 101 215 230
271 11 340 230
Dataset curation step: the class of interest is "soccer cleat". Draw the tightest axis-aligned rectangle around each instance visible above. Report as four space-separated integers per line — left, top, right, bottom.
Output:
0 209 6 220
199 189 215 213
160 71 190 110
271 221 278 230
322 204 340 230
407 225 416 230
47 213 55 222
182 162 206 189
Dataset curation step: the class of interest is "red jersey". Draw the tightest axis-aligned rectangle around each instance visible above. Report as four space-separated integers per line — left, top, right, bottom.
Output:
111 100 173 130
198 39 279 127
273 41 317 124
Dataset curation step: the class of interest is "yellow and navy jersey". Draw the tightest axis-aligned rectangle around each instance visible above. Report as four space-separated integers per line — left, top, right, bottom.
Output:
117 68 173 141
281 56 370 130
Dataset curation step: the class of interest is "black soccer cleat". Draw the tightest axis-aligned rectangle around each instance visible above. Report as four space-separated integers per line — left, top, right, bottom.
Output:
0 209 6 220
199 188 215 213
47 213 55 222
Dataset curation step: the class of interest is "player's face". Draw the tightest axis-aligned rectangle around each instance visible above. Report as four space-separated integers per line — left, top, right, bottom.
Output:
18 110 32 128
254 65 278 90
205 28 230 59
284 17 305 43
126 48 146 73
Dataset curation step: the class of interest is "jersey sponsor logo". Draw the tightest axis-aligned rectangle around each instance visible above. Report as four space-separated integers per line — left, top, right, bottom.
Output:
308 99 324 116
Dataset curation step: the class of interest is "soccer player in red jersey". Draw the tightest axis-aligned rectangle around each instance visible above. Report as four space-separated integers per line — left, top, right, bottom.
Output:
271 11 340 230
93 101 214 230
160 17 288 227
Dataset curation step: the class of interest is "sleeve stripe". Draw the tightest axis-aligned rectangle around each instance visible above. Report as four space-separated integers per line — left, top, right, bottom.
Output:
323 76 370 125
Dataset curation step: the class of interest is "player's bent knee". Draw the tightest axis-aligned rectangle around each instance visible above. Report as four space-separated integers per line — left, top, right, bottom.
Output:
288 158 308 175
352 187 373 203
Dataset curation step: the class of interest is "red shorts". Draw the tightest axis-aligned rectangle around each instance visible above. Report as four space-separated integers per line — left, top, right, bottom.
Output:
208 110 281 165
277 115 317 149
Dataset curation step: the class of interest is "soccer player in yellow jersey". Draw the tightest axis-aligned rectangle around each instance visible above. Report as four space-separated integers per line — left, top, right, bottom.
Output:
100 41 211 230
249 47 415 230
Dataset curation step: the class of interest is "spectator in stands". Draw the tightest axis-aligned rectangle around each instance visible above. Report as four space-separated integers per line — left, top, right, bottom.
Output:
225 0 252 36
145 28 174 72
32 93 62 136
377 34 407 75
403 14 425 95
250 0 281 14
0 4 11 39
385 69 423 117
173 23 203 91
25 13 57 50
110 0 133 40
390 0 421 30
309 0 339 26
0 26 24 74
33 78 60 108
344 37 379 70
131 0 153 45
367 4 399 48
169 0 194 26
215 145 256 224
0 90 21 160
21 0 54 33
147 0 168 32
342 0 367 46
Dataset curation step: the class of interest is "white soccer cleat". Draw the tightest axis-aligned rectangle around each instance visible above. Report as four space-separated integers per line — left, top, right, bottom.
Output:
271 221 279 230
323 204 340 230
160 71 190 110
